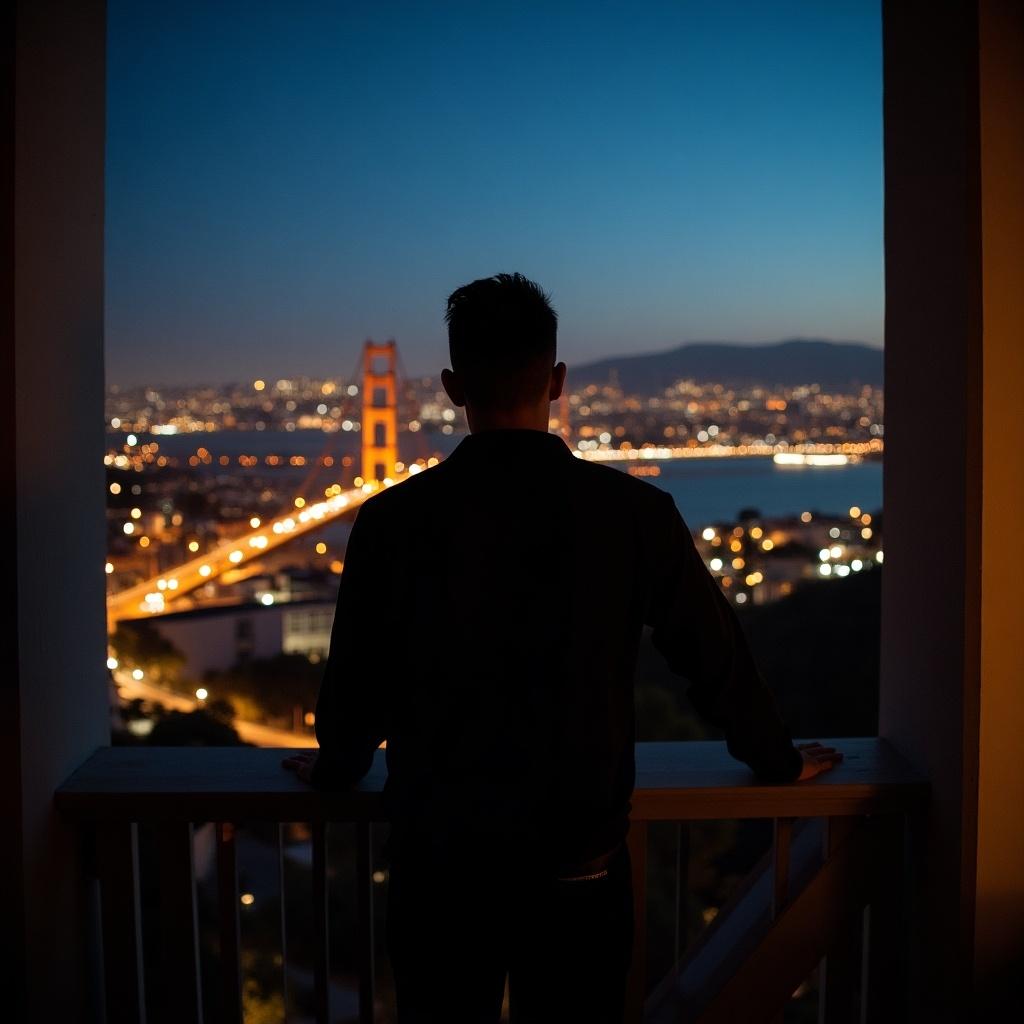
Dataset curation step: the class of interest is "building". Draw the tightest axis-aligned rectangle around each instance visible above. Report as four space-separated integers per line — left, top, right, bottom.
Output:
120 599 336 678
7 2 1023 1021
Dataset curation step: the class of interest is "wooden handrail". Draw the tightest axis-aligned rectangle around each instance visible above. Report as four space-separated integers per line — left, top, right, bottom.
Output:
55 738 926 823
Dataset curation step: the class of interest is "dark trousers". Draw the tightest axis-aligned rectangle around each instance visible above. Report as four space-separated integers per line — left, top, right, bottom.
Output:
386 843 634 1023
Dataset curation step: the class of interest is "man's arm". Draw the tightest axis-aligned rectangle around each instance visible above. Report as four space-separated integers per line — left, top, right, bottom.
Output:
307 499 390 789
645 491 806 783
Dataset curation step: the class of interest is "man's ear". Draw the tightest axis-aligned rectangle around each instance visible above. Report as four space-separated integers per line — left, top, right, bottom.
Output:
549 361 567 401
441 367 465 408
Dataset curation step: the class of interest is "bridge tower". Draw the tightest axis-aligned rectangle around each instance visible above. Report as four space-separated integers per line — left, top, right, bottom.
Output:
361 339 398 483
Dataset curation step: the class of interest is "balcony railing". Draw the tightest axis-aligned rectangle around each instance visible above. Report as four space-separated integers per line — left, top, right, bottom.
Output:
55 738 926 1023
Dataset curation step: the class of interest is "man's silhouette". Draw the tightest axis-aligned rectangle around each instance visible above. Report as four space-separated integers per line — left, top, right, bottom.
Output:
284 273 841 1023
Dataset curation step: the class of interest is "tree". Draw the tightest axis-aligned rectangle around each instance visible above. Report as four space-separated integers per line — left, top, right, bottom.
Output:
111 621 186 688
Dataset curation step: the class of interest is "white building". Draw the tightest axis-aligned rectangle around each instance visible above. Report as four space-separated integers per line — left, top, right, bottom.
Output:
123 599 336 677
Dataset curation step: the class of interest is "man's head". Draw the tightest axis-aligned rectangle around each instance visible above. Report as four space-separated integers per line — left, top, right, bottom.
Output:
441 273 566 430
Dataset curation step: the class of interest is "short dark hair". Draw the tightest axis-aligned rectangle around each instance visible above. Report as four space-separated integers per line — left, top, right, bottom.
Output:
444 272 558 410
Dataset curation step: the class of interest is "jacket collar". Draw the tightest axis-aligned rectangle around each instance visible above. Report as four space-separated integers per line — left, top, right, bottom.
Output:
448 428 574 462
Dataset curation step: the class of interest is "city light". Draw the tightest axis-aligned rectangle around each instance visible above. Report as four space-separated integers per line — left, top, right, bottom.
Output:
240 893 255 906
103 356 881 631
123 522 134 535
195 688 208 701
107 657 118 670
131 668 144 680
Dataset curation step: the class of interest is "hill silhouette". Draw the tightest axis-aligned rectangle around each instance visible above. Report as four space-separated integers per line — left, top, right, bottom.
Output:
573 339 883 394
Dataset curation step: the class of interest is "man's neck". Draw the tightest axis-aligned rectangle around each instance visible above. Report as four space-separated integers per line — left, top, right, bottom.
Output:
465 405 550 434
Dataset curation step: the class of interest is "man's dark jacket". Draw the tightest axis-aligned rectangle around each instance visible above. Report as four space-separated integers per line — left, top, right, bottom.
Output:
312 428 802 872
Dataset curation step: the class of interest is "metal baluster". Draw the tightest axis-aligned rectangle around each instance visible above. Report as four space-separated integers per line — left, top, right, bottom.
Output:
674 822 691 966
216 823 243 1024
355 820 376 1024
625 821 649 1024
312 822 330 1024
770 817 795 1024
278 823 290 1021
96 822 146 1024
155 822 203 1024
817 816 860 1023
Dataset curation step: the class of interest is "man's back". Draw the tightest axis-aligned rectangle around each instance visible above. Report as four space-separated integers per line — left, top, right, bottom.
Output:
286 273 837 1022
312 427 802 872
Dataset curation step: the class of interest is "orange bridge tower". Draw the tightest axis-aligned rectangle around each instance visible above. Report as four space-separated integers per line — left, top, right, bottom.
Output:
361 339 398 483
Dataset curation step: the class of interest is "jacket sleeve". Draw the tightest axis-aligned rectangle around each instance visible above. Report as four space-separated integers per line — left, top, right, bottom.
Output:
645 490 802 783
310 498 390 789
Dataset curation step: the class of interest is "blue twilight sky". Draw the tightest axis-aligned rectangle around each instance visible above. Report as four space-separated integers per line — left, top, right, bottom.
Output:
106 0 883 387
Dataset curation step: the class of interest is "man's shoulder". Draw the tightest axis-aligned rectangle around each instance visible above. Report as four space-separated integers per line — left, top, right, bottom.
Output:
567 454 674 512
354 463 444 520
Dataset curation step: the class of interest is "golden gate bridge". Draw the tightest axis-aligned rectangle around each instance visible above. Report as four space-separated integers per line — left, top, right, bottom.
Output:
107 340 414 626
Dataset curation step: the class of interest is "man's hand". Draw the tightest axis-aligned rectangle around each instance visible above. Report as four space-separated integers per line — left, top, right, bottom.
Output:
282 750 318 784
796 741 843 781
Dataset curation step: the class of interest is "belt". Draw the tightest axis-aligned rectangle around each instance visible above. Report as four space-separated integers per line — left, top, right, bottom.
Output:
555 842 622 882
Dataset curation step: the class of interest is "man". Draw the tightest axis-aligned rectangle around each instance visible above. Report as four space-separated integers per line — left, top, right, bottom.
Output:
284 272 842 1022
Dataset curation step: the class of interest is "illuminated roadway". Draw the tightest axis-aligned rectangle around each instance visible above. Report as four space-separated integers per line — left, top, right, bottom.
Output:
108 439 882 625
107 469 422 625
114 670 320 747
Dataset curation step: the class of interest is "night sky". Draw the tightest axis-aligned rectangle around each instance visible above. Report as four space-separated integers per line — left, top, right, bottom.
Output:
105 0 882 387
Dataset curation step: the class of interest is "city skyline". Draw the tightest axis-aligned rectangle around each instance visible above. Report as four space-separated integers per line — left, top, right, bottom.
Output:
106 0 883 387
